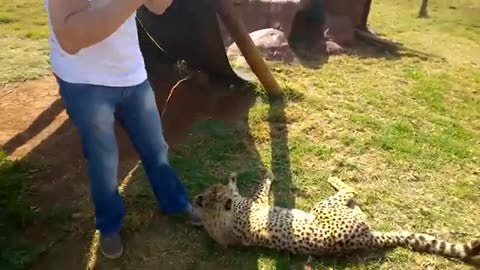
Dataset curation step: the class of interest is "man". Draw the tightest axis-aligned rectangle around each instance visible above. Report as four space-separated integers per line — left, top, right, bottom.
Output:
44 0 201 259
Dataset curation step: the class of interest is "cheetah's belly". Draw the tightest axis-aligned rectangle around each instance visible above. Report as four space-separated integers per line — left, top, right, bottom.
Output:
244 207 329 254
244 206 371 255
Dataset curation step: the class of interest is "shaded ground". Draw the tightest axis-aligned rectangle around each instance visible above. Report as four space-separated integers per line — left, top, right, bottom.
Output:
0 72 264 269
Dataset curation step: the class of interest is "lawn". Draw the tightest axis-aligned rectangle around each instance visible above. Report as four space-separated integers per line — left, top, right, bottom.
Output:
0 0 50 86
0 0 479 269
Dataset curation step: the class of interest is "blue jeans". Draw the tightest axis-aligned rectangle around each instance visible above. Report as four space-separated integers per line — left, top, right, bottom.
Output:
56 76 190 236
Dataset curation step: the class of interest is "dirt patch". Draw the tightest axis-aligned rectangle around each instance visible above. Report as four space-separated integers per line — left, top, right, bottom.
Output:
0 76 60 157
0 72 255 206
0 73 257 269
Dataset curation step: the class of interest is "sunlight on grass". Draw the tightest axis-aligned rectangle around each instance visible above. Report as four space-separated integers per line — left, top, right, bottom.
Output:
0 0 50 85
85 161 141 269
85 231 100 270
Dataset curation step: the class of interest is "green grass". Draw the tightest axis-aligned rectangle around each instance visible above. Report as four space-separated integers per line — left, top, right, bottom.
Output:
0 152 38 270
0 0 50 85
1 0 480 269
0 152 70 270
0 152 44 269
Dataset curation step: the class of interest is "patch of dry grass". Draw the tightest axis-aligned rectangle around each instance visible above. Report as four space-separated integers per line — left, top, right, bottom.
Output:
0 0 50 85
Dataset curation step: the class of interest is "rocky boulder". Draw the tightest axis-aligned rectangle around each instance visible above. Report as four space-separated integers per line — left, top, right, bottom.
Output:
227 28 296 64
219 0 310 46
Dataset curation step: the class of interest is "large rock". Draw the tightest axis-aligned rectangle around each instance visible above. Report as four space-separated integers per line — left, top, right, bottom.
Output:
227 28 296 63
219 0 310 46
324 40 346 55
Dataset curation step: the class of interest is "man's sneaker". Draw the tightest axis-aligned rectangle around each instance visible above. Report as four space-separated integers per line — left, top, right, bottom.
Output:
185 204 203 227
99 233 123 259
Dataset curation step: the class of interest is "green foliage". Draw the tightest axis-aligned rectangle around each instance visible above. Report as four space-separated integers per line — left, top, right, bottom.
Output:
0 152 38 269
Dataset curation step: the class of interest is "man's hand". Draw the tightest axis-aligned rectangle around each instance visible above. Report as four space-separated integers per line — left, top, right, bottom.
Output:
143 0 173 15
48 0 145 55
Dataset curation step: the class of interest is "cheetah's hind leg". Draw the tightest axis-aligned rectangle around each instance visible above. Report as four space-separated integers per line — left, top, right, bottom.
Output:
327 176 365 216
326 176 354 193
309 177 358 216
251 171 275 205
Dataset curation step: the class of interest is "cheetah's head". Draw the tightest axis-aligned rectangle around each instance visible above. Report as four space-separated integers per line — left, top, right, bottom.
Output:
193 182 239 247
193 183 234 213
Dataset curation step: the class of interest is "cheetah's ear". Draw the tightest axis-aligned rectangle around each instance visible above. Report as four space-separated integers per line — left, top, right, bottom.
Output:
224 199 233 211
264 171 275 181
194 195 204 207
229 172 237 183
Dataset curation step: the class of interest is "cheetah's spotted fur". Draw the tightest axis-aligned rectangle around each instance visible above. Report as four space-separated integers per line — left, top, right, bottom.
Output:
193 172 480 267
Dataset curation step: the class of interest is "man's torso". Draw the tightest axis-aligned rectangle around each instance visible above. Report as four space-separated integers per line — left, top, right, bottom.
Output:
44 0 147 87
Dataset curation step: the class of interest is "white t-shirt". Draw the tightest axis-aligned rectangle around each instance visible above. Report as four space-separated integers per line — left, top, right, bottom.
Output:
44 0 148 87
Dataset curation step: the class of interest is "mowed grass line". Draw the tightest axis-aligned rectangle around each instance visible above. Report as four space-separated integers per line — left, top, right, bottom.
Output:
0 0 50 85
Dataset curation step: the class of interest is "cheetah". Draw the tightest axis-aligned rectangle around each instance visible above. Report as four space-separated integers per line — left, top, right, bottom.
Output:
193 172 480 267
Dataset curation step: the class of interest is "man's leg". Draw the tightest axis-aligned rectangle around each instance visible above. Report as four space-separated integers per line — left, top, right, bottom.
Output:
116 79 198 221
56 77 125 258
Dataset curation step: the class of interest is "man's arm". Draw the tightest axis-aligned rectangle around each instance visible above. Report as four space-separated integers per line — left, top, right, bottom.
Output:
48 0 145 55
143 0 173 15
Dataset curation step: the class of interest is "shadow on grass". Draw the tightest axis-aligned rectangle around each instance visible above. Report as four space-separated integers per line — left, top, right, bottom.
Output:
1 16 270 267
0 152 42 270
289 25 447 68
348 30 448 62
0 75 258 269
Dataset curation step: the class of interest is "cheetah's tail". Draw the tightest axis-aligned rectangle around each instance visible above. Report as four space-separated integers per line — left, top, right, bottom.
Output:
371 231 480 265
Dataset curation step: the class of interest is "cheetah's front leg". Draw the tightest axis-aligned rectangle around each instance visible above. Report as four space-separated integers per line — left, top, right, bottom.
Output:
327 176 365 216
326 176 355 192
228 172 241 198
251 171 275 205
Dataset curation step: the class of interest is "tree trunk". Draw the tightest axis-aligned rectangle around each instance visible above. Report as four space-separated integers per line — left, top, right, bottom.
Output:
214 0 282 96
359 0 373 30
418 0 429 18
